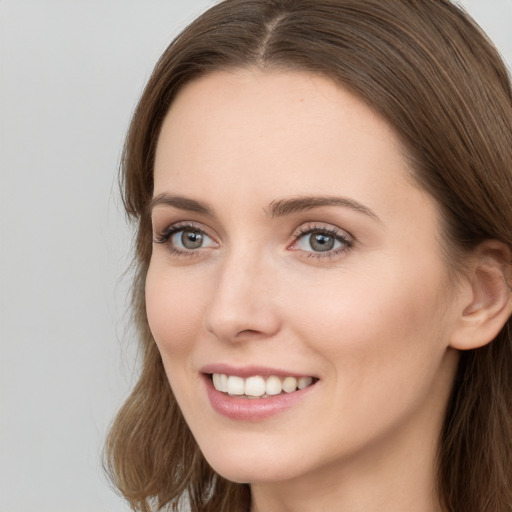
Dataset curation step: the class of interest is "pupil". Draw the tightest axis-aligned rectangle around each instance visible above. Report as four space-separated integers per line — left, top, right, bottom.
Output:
310 232 334 252
182 230 203 249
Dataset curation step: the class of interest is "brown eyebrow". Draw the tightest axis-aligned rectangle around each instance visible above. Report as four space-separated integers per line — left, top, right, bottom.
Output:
267 195 381 222
149 194 214 216
150 193 380 223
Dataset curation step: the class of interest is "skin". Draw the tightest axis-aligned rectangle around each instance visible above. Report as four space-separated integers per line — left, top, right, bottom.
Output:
146 69 468 512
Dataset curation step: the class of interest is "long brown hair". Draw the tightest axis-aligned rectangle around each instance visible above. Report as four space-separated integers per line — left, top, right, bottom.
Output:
105 1 512 510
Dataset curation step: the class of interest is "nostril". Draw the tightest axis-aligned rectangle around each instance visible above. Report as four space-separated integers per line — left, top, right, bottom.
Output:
237 329 261 336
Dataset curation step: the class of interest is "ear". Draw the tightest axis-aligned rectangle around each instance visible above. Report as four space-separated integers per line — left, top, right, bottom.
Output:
450 240 512 351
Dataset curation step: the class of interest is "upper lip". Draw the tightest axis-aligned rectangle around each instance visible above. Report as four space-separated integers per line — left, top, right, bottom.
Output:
200 363 317 379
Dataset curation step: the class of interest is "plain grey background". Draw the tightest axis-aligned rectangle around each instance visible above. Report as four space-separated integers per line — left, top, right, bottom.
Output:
0 1 510 511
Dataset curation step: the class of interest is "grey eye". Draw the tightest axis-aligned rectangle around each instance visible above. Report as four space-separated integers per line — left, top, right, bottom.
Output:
295 229 346 253
309 232 335 252
181 230 203 249
171 229 214 250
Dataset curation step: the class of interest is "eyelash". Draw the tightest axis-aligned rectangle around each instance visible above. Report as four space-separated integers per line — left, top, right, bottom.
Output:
153 222 353 259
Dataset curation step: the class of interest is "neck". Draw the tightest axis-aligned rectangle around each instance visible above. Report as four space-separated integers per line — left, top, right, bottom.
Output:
250 431 445 512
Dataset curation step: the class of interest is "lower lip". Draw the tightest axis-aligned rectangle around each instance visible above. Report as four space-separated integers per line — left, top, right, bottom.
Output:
203 375 317 421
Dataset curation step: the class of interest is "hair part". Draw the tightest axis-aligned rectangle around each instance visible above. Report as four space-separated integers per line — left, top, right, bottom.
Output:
105 1 512 510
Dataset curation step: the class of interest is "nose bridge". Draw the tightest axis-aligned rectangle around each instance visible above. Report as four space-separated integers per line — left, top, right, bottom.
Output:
204 242 280 342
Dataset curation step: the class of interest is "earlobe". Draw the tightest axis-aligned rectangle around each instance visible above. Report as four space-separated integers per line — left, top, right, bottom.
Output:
450 240 512 351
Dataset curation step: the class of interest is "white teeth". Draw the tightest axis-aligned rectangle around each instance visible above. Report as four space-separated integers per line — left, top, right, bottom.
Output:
227 375 245 395
212 373 315 397
219 373 228 392
298 376 313 390
213 372 229 392
265 375 282 396
212 373 222 390
245 376 266 397
282 376 297 393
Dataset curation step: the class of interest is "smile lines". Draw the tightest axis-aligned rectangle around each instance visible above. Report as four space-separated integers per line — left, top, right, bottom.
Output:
211 373 315 398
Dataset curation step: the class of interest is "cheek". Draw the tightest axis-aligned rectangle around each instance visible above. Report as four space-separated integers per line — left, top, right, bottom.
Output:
279 264 455 450
145 261 206 355
285 261 449 375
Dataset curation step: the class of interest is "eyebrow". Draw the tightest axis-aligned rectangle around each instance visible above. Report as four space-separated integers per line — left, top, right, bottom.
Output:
149 194 214 216
150 193 380 222
267 195 381 222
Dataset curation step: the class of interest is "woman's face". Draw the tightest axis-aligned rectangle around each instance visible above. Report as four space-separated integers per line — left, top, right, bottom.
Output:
147 69 462 487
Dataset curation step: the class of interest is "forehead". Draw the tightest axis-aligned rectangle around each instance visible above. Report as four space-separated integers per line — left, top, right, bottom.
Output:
153 69 428 224
157 68 402 158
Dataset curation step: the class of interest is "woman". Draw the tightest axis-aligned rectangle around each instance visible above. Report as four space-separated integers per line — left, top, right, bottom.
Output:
105 1 512 511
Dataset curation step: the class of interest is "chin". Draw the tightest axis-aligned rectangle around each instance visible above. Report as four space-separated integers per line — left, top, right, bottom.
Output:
199 441 304 484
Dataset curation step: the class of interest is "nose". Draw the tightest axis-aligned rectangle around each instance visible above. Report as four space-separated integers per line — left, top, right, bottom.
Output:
203 249 281 343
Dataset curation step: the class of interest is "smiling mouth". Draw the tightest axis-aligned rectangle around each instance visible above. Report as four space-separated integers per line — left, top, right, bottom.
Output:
210 373 317 399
